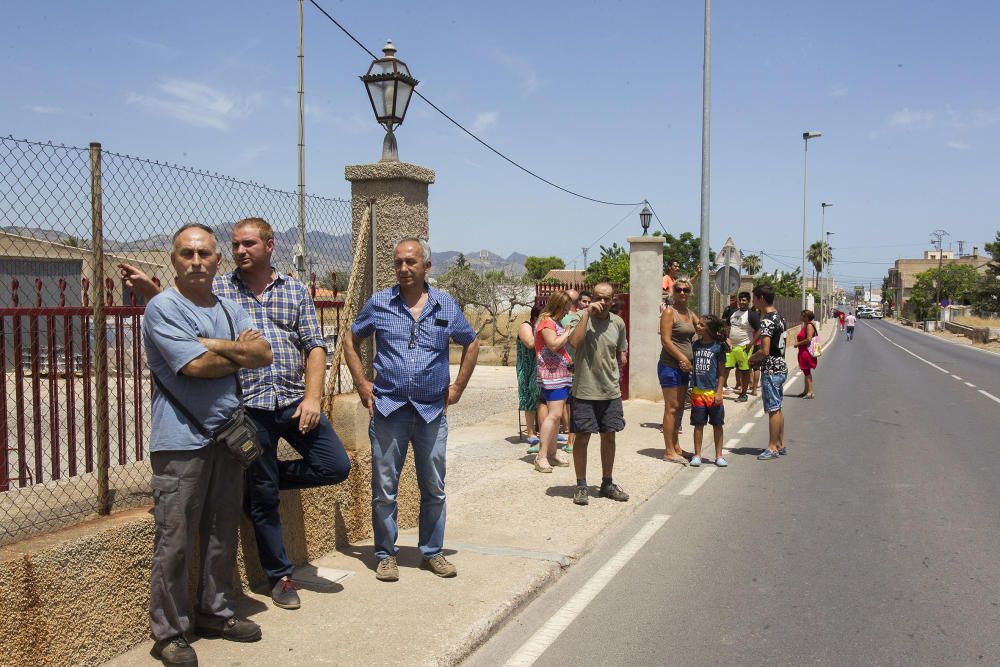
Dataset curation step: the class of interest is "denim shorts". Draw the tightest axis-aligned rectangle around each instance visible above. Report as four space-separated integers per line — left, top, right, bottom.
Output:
657 361 690 388
761 373 786 413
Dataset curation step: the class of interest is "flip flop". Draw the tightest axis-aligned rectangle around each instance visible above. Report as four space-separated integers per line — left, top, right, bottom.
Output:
663 455 689 466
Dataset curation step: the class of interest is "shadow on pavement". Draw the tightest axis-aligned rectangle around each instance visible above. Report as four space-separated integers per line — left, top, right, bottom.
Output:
727 447 763 457
544 485 582 499
636 448 666 459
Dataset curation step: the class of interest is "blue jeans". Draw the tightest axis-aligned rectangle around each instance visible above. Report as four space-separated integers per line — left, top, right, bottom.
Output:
370 404 448 561
246 401 351 582
761 373 786 414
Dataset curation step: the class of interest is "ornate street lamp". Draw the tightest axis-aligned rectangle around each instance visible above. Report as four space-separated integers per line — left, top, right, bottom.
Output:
639 205 652 235
360 40 419 162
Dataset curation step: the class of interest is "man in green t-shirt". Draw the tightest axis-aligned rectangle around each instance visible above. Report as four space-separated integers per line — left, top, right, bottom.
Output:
566 282 629 506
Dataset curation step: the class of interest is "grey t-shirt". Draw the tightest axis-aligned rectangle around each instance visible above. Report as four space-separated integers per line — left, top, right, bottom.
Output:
143 288 254 452
572 313 627 400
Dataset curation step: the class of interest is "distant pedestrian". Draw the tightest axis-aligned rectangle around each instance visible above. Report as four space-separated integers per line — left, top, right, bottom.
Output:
516 306 548 450
794 309 818 398
659 278 697 466
838 309 846 331
567 282 629 505
845 311 857 341
749 284 788 460
533 291 574 473
344 237 480 581
689 314 728 468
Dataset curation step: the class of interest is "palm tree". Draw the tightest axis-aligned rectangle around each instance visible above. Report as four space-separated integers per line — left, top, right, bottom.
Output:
808 241 833 289
741 253 762 278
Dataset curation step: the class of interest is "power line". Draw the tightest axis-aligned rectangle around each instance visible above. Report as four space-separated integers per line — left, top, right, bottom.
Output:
567 203 645 266
306 0 644 207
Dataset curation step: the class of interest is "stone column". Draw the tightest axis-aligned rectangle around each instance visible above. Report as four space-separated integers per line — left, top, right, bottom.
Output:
628 235 665 401
345 161 436 293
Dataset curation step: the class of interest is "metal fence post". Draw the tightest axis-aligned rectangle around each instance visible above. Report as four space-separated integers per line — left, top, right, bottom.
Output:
90 142 111 515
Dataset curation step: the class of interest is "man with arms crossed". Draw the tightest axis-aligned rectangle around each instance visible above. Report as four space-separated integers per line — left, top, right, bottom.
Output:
726 291 760 402
567 282 629 506
749 284 788 461
143 224 272 666
123 217 351 611
344 238 480 581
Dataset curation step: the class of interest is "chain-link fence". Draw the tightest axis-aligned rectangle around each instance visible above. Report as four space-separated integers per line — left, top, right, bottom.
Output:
0 136 354 545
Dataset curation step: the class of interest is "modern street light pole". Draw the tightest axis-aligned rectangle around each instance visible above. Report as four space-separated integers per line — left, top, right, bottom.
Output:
698 0 712 311
820 202 833 319
801 131 822 309
825 229 835 317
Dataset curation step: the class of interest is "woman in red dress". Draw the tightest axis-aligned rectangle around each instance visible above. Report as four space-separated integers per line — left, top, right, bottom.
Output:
794 309 818 398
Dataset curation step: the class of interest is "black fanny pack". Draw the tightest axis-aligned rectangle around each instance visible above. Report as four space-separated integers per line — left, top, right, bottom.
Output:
151 301 262 468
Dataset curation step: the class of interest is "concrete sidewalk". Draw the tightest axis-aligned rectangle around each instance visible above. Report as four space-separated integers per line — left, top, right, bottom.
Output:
108 319 836 667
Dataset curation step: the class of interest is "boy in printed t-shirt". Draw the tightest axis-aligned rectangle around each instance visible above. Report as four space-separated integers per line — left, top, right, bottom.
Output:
689 314 728 467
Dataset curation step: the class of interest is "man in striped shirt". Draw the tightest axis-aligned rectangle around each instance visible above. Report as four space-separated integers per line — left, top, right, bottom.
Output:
344 237 480 582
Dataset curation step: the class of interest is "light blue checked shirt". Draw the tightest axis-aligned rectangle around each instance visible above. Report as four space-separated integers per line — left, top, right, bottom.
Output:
352 284 476 422
212 269 326 410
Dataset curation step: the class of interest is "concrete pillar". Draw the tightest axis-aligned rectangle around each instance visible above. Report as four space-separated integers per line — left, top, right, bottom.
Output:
345 161 436 293
628 235 665 401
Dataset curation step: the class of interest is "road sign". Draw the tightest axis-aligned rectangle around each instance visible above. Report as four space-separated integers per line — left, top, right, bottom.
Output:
717 237 740 268
715 265 740 295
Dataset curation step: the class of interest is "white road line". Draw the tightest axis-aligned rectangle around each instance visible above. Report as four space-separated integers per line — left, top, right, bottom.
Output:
965 382 976 388
504 514 671 667
979 390 1000 404
951 374 963 380
679 467 716 496
724 438 741 449
738 422 755 435
754 409 765 418
866 323 950 372
783 372 801 390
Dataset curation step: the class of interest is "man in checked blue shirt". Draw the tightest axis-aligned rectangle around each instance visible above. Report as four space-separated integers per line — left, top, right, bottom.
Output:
121 217 351 611
344 237 480 582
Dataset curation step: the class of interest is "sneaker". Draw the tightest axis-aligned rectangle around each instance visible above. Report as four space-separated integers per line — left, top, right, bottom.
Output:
421 553 457 578
690 456 702 467
556 433 569 444
715 456 729 467
270 577 300 610
194 616 261 642
151 637 197 666
573 486 589 506
599 482 630 502
560 445 574 453
526 444 540 454
376 555 399 582
777 447 787 456
756 449 779 461
736 393 748 403
525 436 540 446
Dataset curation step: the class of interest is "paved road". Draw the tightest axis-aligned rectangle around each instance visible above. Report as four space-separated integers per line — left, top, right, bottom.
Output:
466 322 1000 666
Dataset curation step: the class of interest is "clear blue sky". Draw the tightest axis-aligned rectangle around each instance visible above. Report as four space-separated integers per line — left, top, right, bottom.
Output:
3 0 998 288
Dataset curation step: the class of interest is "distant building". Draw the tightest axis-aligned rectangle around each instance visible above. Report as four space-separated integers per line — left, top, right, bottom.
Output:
542 269 586 284
886 246 988 316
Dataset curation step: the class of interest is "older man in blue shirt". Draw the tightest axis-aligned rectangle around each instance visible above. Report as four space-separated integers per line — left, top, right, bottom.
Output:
344 237 480 582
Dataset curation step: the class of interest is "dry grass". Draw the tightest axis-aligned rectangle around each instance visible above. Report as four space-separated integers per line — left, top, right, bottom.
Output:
955 315 1000 328
464 308 531 344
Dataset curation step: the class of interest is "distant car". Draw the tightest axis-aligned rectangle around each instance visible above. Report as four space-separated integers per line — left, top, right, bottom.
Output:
869 310 883 319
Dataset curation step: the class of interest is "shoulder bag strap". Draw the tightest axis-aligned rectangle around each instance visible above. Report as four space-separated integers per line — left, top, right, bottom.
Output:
216 299 244 405
151 370 213 439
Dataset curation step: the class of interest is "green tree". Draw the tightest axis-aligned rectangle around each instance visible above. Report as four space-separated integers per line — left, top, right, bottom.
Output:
807 240 832 288
653 231 716 275
584 243 630 290
909 264 979 319
523 256 566 281
974 230 1000 314
753 268 802 298
437 254 480 311
741 253 763 277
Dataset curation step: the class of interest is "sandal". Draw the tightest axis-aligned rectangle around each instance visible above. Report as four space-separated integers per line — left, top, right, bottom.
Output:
663 455 689 466
548 451 570 467
533 459 553 473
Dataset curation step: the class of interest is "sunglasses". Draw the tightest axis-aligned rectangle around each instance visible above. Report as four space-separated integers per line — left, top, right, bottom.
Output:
673 287 691 294
408 321 420 349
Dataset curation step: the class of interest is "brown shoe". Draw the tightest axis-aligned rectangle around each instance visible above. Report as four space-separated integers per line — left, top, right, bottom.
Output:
421 553 457 578
376 555 399 582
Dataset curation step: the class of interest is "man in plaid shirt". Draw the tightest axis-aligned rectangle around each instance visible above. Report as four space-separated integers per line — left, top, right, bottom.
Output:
344 237 480 582
120 217 351 611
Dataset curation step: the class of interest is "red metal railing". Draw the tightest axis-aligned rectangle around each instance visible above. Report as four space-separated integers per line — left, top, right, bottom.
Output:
2 275 346 493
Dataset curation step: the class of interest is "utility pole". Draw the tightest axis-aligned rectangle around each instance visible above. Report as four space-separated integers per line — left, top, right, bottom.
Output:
697 0 712 310
295 0 307 280
930 229 950 319
582 247 589 278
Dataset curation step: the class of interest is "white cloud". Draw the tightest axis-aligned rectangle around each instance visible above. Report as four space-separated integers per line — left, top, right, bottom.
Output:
945 140 970 150
492 50 543 95
888 108 937 129
472 111 498 135
127 36 169 54
27 105 60 114
828 84 848 98
127 79 260 131
239 145 269 161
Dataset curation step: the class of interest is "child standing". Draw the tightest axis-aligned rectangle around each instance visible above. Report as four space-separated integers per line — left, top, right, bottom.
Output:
690 314 728 467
